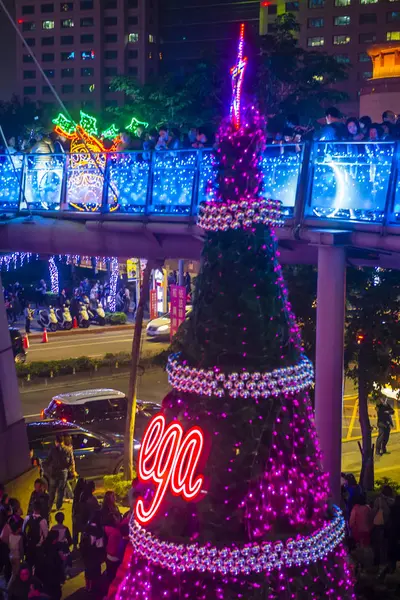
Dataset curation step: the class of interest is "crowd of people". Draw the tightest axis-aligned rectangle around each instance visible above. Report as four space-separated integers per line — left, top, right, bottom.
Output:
0 434 134 600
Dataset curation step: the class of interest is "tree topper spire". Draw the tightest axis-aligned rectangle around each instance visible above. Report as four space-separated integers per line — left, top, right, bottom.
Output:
230 23 248 130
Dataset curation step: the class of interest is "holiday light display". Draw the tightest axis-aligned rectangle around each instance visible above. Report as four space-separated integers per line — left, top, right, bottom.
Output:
0 252 32 271
126 116 149 133
114 25 354 600
109 257 119 312
230 23 248 130
48 256 59 295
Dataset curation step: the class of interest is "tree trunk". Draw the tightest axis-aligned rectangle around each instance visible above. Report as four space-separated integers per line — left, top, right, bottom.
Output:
358 348 374 491
124 260 153 481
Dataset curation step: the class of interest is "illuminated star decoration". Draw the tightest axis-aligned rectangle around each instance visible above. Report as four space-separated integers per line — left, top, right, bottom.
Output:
230 23 248 130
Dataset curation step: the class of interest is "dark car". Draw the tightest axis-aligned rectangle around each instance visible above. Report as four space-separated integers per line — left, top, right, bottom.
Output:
9 328 27 363
27 420 140 479
41 388 161 438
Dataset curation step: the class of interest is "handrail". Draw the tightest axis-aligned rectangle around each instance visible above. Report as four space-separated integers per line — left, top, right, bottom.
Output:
0 143 398 228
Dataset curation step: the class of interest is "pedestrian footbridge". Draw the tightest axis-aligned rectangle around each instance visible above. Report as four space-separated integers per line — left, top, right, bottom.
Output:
1 141 400 267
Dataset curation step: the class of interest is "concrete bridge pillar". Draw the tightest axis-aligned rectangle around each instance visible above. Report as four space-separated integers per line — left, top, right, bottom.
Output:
314 245 346 504
0 275 30 483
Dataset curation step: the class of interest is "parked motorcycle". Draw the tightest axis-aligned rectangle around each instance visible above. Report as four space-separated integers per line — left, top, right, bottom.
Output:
56 304 73 330
37 306 58 332
79 302 90 328
88 300 106 326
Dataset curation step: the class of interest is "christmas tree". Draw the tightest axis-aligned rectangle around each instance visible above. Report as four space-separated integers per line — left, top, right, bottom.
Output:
114 26 354 600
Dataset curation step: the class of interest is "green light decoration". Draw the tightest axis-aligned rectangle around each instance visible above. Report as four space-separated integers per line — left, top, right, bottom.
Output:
101 124 120 140
126 116 149 133
79 111 98 137
52 113 75 136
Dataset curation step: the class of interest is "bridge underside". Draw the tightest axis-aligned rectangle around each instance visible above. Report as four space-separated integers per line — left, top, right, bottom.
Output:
2 215 400 270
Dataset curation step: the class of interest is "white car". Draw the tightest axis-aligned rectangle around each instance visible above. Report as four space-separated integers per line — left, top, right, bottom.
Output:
146 306 192 340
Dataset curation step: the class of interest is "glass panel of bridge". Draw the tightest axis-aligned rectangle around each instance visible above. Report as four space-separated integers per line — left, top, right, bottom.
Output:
260 144 303 217
150 150 197 214
64 152 106 211
308 142 394 222
21 153 65 211
106 152 149 213
0 154 24 211
197 149 217 209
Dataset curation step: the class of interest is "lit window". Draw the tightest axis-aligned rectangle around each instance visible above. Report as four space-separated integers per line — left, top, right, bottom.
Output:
307 36 324 47
128 33 139 42
159 51 163 60
334 16 350 26
81 83 95 92
42 20 54 29
61 51 74 60
309 0 324 7
387 31 400 40
61 18 74 27
360 0 377 3
22 21 36 31
335 0 350 4
388 12 400 22
313 75 324 82
81 49 95 59
148 51 153 59
359 32 376 43
149 34 155 43
335 54 350 64
308 18 324 27
333 35 350 44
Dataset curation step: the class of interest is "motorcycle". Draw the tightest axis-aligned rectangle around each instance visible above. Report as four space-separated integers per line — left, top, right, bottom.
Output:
78 302 90 328
37 306 58 332
56 304 73 330
88 300 106 326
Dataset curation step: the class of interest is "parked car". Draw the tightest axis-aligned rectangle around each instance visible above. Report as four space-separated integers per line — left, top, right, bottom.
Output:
146 306 192 340
27 420 140 479
9 327 27 363
41 388 161 437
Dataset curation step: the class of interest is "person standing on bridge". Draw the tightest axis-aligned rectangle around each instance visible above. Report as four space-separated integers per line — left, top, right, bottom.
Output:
376 396 395 456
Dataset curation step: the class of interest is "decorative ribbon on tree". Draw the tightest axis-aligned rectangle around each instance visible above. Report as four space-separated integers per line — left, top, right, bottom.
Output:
113 24 355 600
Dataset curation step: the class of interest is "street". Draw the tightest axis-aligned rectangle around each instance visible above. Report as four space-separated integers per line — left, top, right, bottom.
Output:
25 328 169 362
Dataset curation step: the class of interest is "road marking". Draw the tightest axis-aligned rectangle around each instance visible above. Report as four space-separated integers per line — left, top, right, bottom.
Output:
29 337 134 353
346 399 359 441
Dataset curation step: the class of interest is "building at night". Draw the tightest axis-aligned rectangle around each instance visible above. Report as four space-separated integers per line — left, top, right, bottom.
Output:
261 0 400 116
159 0 261 72
15 0 159 110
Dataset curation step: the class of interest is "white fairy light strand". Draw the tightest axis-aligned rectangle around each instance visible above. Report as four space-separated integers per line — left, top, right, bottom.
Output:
129 505 345 576
167 353 314 400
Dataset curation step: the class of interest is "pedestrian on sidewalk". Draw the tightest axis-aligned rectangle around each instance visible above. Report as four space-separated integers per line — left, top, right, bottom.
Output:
7 517 24 589
24 304 34 335
80 511 105 594
100 491 121 527
62 435 78 502
376 396 395 456
104 517 122 588
71 478 86 550
51 512 72 579
22 501 48 569
27 479 49 521
349 492 372 547
44 436 72 512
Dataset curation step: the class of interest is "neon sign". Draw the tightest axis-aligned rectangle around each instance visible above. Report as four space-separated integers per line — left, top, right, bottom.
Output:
230 23 248 130
135 414 206 526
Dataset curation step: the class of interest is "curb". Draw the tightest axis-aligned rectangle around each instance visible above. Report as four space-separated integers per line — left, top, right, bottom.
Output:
25 322 148 340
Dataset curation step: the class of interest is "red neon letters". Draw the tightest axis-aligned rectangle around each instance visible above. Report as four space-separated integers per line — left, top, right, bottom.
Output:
135 414 206 526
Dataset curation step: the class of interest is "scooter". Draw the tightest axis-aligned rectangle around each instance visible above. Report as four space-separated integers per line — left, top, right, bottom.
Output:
78 302 90 328
37 306 58 332
88 300 106 326
56 304 73 330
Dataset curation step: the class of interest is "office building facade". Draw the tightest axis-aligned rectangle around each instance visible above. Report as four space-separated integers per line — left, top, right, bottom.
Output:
261 0 400 115
15 0 158 110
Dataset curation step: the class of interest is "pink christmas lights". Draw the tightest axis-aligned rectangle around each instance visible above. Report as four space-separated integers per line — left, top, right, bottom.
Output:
167 353 314 400
129 505 345 576
198 197 284 232
136 414 206 526
230 23 248 130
